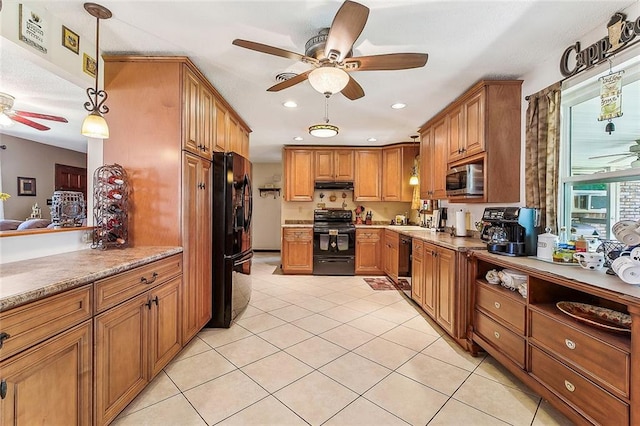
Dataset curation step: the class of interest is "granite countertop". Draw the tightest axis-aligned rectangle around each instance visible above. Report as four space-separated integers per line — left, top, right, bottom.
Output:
0 246 183 312
474 250 640 302
282 223 313 228
357 225 486 251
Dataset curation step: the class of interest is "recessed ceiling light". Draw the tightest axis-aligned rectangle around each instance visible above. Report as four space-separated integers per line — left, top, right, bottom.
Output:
391 103 406 109
293 136 304 141
283 101 298 108
367 137 377 142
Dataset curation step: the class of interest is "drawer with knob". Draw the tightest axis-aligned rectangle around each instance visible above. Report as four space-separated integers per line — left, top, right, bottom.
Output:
475 281 526 334
0 285 92 362
94 254 182 313
529 308 630 399
529 345 628 425
474 310 525 367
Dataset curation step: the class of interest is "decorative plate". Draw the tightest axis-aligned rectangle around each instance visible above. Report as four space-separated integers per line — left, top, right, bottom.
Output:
556 301 631 333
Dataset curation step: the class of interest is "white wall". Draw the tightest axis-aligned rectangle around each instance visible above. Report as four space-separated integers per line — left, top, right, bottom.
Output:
252 162 283 250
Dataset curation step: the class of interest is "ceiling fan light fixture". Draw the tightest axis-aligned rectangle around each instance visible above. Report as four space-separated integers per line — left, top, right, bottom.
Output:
308 67 349 95
81 111 109 139
309 123 339 138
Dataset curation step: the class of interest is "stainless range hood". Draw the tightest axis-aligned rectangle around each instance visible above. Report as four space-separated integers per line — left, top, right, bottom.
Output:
314 181 354 190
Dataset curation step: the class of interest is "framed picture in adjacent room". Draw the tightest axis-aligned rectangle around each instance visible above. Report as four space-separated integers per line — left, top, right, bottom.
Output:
62 25 79 54
17 177 36 196
83 53 96 78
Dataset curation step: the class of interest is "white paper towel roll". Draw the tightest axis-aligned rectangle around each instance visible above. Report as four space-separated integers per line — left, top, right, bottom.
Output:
455 210 466 236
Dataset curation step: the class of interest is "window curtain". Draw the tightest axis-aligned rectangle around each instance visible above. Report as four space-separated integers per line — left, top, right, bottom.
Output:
525 82 561 233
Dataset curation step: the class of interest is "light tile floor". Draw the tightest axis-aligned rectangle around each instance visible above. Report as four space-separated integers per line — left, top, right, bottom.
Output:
113 252 574 426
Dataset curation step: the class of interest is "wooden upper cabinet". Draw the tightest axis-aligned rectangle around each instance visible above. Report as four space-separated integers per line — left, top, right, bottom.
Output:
214 99 228 153
239 127 250 158
447 104 465 162
183 69 200 155
463 89 485 158
419 127 433 200
199 85 214 159
382 144 418 202
314 149 354 181
284 148 314 201
354 149 382 201
431 117 449 200
227 114 240 155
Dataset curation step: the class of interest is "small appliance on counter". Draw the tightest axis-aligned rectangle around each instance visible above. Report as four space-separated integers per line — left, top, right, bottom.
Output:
480 207 541 256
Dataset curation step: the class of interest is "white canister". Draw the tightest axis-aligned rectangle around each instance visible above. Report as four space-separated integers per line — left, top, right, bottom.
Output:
537 227 558 260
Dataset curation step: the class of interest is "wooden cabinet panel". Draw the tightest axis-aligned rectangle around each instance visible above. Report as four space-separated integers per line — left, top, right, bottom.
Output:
431 117 448 200
94 293 149 426
383 230 400 283
475 310 525 367
464 89 485 157
422 245 437 317
149 276 182 377
335 149 354 181
447 105 464 162
530 346 629 426
435 246 455 334
419 127 433 199
240 126 250 158
314 150 334 181
354 149 382 201
214 100 228 153
0 285 91 362
182 153 212 343
284 149 314 201
183 69 200 155
382 147 402 201
0 321 91 426
227 115 240 155
411 239 424 306
199 86 214 159
282 228 313 274
355 228 383 275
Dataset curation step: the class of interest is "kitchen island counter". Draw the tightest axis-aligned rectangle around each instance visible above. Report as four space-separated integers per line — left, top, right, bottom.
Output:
0 246 183 312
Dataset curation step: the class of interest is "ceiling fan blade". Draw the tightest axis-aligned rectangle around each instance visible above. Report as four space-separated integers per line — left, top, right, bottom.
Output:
341 75 364 100
14 110 68 122
6 112 50 131
324 0 369 63
266 69 312 92
608 154 636 164
344 53 428 71
232 39 317 65
588 153 629 159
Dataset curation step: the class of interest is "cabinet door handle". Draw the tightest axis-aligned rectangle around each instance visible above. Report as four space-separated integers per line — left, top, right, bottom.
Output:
0 332 10 349
140 272 159 285
0 379 7 399
564 380 575 392
145 299 153 310
152 295 159 306
494 301 501 309
493 331 500 339
565 339 576 350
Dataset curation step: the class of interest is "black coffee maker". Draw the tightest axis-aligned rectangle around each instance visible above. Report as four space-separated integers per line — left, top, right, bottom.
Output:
480 207 541 256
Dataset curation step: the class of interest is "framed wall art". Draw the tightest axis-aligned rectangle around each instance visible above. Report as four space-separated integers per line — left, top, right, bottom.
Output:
17 177 37 196
62 25 79 54
83 53 96 78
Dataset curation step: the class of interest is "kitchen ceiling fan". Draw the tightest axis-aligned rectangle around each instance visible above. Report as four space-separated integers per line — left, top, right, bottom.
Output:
232 0 428 100
0 92 68 131
589 139 640 167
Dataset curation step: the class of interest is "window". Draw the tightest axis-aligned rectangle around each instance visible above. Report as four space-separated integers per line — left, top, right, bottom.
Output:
560 51 640 240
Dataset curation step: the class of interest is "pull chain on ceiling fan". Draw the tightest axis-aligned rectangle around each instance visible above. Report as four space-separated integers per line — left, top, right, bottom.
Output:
0 92 68 131
232 0 428 100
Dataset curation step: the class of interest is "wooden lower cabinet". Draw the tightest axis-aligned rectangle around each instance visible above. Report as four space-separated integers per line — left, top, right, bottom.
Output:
383 230 399 283
470 252 636 425
282 227 313 274
411 241 457 336
0 321 92 425
94 275 182 426
355 228 383 275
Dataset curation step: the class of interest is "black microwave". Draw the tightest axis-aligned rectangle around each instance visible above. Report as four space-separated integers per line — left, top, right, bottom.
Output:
446 164 484 197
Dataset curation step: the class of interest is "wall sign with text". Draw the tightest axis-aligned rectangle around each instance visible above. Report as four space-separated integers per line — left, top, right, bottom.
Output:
560 13 640 77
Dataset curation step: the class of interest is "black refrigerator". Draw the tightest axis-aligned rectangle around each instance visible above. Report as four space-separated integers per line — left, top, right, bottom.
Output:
207 152 253 328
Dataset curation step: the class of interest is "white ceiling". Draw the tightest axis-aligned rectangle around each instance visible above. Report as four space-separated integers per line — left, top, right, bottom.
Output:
0 0 637 163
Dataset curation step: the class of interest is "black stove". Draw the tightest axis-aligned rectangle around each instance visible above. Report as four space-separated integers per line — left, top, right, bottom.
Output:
312 209 355 275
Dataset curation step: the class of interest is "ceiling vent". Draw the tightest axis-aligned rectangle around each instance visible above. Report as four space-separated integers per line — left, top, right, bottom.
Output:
275 72 298 82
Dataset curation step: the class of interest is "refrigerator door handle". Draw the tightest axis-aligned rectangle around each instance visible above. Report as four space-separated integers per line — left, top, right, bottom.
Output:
234 251 254 266
243 174 252 233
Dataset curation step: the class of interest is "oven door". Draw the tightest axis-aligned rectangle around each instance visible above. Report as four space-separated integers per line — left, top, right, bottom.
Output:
313 228 355 257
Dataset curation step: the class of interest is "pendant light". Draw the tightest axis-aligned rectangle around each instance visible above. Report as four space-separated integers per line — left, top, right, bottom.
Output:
81 3 112 139
309 94 339 138
409 135 419 185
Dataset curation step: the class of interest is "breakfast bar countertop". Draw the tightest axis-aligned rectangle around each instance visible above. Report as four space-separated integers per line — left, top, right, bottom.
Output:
0 246 183 312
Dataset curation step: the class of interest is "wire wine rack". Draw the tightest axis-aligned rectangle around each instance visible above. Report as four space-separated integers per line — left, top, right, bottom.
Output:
596 239 627 274
92 164 129 249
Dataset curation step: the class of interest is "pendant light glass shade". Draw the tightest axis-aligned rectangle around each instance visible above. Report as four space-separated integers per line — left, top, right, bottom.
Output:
309 123 339 138
409 174 419 186
308 67 349 95
81 111 109 138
